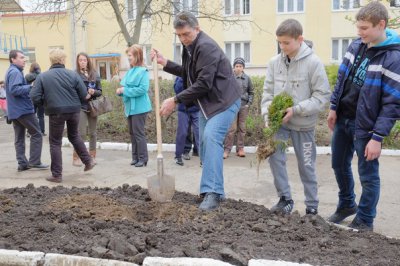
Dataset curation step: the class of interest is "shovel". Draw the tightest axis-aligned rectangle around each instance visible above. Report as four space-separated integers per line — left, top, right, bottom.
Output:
147 58 175 202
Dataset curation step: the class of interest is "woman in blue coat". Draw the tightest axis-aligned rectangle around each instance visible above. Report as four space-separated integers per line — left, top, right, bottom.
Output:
117 45 152 167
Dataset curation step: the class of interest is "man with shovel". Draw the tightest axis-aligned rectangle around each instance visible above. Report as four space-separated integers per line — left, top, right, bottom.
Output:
151 11 241 211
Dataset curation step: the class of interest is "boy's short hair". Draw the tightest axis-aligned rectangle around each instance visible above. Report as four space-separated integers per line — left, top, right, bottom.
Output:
356 1 388 27
49 49 66 65
276 19 303 38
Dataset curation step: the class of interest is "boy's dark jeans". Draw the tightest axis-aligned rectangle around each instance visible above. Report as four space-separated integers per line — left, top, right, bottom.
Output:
331 117 380 226
49 112 91 177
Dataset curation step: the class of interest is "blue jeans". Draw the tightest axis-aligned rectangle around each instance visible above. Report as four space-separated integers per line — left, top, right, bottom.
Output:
331 117 380 226
175 111 199 158
199 99 240 196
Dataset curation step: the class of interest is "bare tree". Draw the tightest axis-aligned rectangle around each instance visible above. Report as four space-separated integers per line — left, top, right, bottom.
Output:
30 0 264 47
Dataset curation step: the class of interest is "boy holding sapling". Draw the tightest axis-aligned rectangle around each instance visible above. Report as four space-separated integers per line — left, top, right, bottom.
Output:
261 19 330 215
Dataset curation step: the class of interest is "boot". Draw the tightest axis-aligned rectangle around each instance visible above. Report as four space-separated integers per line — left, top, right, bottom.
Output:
223 150 229 159
90 150 97 165
72 150 83 167
237 148 245 157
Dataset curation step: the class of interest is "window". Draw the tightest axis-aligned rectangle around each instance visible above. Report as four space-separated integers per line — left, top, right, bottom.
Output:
331 38 354 61
142 44 152 66
127 0 152 20
225 0 250 15
174 44 183 64
25 47 36 63
48 45 64 51
277 0 304 13
332 0 360 10
225 42 250 64
172 0 199 16
390 0 400 7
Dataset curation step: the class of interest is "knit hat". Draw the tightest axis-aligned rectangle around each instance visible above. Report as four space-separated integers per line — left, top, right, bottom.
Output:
233 57 245 68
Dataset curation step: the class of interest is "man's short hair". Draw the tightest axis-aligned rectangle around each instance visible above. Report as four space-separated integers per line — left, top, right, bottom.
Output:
49 49 66 65
9 50 23 63
173 11 199 29
356 1 388 27
276 19 303 39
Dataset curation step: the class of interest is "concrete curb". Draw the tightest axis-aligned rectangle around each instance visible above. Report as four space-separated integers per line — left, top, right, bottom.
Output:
0 249 314 266
62 137 400 156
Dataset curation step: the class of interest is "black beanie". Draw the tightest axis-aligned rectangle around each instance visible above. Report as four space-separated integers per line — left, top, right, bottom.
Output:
233 57 245 68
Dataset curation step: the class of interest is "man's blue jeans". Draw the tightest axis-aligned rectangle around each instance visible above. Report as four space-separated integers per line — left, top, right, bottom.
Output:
331 117 380 226
199 99 240 196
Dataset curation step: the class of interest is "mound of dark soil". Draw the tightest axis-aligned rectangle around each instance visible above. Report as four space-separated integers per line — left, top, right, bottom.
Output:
0 184 399 265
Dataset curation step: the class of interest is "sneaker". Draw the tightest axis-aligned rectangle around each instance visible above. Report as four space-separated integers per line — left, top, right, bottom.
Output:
182 152 191 160
84 160 96 172
199 192 221 211
306 207 318 215
348 216 373 231
17 165 31 172
327 205 357 224
175 157 184 166
270 196 294 214
28 163 49 170
46 176 62 183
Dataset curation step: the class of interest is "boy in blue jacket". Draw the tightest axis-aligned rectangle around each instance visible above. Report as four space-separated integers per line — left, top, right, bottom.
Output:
327 1 400 231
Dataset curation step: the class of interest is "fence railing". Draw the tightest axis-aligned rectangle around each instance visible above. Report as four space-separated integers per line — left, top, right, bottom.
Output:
0 32 27 53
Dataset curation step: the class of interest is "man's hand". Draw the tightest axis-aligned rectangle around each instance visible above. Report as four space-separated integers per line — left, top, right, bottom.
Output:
160 97 176 116
365 139 382 161
85 94 91 100
116 87 124 95
327 110 337 132
282 107 294 124
150 49 168 67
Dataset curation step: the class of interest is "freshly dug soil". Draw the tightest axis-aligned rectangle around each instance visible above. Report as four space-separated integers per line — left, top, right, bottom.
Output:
0 184 399 266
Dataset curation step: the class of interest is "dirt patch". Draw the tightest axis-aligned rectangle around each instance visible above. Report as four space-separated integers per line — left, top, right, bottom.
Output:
0 184 399 266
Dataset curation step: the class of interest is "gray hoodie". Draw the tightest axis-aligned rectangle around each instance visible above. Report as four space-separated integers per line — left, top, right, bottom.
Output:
261 42 330 131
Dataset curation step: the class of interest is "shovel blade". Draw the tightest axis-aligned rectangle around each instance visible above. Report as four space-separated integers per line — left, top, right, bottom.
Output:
147 173 175 202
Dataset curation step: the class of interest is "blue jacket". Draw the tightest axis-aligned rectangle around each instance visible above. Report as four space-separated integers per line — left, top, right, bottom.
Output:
4 64 34 120
331 29 400 142
119 66 152 116
174 77 199 113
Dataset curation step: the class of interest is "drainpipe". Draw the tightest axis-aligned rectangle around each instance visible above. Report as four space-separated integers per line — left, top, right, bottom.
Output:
70 0 77 67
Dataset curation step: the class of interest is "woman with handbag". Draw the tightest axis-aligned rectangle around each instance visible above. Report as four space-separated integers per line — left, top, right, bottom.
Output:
116 44 152 167
74 52 102 166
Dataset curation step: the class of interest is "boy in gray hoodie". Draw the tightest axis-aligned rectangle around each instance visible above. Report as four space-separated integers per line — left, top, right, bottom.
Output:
261 19 330 215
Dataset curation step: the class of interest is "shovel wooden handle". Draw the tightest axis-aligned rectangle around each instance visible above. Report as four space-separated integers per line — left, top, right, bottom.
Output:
153 58 163 157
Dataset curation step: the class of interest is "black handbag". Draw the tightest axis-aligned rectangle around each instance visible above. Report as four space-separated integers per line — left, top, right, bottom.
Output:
88 96 113 117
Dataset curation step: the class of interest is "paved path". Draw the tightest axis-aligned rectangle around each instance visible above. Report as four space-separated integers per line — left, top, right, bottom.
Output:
1 119 399 238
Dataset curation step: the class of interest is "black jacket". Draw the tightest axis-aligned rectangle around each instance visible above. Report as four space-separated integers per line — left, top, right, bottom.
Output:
78 71 102 111
164 31 240 119
30 64 88 115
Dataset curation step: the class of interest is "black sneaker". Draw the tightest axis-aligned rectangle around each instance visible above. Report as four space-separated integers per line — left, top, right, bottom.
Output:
271 196 294 214
306 207 318 215
327 205 357 224
348 216 373 231
17 165 31 172
175 157 184 166
182 152 191 160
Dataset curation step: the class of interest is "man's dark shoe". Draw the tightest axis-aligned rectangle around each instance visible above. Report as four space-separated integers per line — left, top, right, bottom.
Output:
17 165 31 172
199 192 221 211
348 216 373 231
306 207 318 215
182 152 191 160
28 163 49 170
327 205 357 224
84 160 96 172
271 196 294 214
175 157 184 166
46 176 62 183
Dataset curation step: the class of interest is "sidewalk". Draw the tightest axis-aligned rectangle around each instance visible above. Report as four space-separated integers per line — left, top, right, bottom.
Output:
1 120 399 239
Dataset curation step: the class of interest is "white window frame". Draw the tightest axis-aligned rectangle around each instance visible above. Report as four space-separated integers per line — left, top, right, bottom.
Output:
331 38 354 62
127 0 152 21
224 0 251 16
277 0 305 14
172 0 199 16
48 45 64 51
390 0 400 7
142 44 152 67
332 0 360 11
25 47 36 63
224 41 251 65
173 43 183 64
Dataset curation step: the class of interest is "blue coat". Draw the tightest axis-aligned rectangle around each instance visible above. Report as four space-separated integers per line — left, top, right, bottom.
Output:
174 77 199 113
4 64 34 120
120 66 152 116
330 29 400 142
